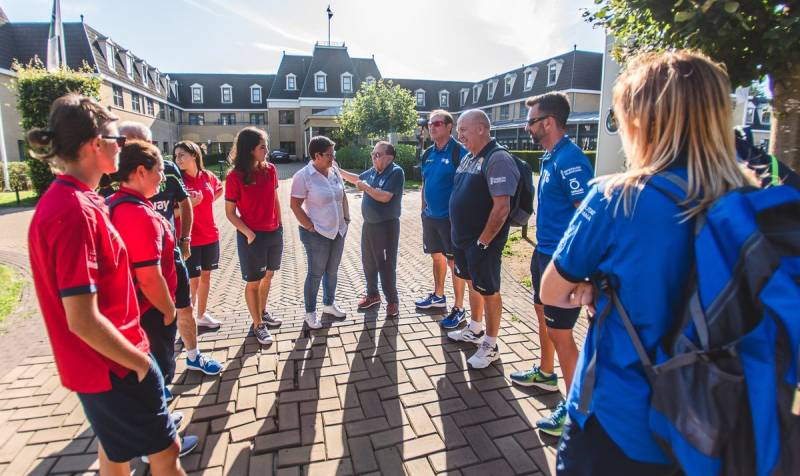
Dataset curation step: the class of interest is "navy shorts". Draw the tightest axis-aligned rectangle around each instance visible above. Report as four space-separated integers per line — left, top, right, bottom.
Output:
139 307 178 386
173 248 191 309
77 355 176 463
236 227 283 282
453 243 502 296
186 241 220 278
531 248 581 330
422 215 454 258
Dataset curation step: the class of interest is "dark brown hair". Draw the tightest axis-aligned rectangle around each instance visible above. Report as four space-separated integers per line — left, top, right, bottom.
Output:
27 93 118 163
230 127 269 185
308 135 335 160
525 91 571 129
114 140 161 182
376 141 395 158
173 140 205 170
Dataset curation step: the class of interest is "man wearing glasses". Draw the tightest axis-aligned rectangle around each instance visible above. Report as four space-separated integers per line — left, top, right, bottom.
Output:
415 110 469 329
338 141 405 318
510 92 594 437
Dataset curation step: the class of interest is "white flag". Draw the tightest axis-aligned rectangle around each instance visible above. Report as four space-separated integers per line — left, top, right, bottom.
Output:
46 0 67 71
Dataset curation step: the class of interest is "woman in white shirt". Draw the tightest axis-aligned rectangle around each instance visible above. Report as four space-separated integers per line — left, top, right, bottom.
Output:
290 136 350 329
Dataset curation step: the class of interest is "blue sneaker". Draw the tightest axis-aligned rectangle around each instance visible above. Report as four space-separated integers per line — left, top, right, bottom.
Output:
509 365 558 391
537 399 568 436
186 353 224 376
440 307 466 329
415 293 447 309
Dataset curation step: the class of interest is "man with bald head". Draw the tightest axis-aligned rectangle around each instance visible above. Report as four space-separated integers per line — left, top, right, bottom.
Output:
447 110 520 368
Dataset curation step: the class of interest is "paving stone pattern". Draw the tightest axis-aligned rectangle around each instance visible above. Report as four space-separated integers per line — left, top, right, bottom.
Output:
0 164 588 475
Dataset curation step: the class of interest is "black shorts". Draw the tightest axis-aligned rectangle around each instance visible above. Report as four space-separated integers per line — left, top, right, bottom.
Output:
422 215 454 258
77 355 176 463
531 248 581 330
236 227 283 282
453 243 502 296
173 248 191 309
139 307 178 386
186 241 220 278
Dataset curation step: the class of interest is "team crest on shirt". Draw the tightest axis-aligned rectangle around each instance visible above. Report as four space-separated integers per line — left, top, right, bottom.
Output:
87 249 98 269
476 157 484 171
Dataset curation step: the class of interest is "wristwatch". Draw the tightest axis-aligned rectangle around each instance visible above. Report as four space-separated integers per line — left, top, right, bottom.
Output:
179 237 191 244
477 240 489 250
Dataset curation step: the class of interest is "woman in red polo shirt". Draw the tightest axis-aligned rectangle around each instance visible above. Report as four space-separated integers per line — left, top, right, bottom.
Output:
174 141 223 329
27 94 183 473
225 127 283 345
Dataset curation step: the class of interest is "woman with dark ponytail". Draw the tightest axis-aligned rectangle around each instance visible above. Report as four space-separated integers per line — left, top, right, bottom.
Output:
27 94 185 474
225 127 283 345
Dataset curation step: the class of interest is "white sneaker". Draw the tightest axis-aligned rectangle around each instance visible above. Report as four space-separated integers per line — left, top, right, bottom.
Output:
253 323 273 345
322 303 346 318
305 311 322 329
467 341 500 369
196 312 221 329
447 326 485 345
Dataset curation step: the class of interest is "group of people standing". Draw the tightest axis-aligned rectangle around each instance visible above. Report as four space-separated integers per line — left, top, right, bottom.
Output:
24 48 787 474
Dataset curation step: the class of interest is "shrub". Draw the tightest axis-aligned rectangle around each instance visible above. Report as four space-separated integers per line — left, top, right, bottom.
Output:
393 144 417 179
1 162 32 191
335 144 371 171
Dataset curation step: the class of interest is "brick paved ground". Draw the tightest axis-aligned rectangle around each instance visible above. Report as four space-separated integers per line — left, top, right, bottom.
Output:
0 163 587 475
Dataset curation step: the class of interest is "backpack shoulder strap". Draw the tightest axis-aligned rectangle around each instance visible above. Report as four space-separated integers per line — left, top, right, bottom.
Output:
421 145 434 163
451 142 462 168
648 172 689 206
107 194 147 216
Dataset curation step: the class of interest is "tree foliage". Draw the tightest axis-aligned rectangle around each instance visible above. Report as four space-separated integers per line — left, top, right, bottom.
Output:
338 80 418 140
12 58 102 195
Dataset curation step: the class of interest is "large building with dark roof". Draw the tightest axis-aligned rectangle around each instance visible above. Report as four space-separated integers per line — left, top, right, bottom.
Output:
0 7 634 164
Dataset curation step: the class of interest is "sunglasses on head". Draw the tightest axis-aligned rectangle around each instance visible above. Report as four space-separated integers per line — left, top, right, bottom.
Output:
526 115 552 127
102 135 127 147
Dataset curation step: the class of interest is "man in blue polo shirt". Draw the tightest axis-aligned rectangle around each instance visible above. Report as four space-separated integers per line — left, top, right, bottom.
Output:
508 93 593 436
415 109 469 329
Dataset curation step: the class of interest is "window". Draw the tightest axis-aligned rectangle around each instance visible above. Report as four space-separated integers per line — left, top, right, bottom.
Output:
314 72 327 92
504 74 515 95
487 80 497 100
439 91 449 107
169 106 175 122
221 84 233 104
746 103 755 124
279 110 295 125
519 101 528 119
250 113 265 125
146 98 154 116
154 70 161 92
188 113 204 125
483 108 493 121
365 76 376 86
158 103 165 120
142 65 148 87
759 105 771 125
279 141 296 155
460 88 469 106
472 85 481 103
341 73 353 93
125 54 133 79
415 89 426 107
112 86 124 108
105 42 114 69
131 92 142 113
219 113 236 125
547 60 563 86
286 74 297 90
251 85 262 104
499 104 509 120
163 142 169 153
191 84 203 104
524 67 537 91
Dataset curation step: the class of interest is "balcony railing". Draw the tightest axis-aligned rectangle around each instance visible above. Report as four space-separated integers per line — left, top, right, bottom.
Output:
178 121 268 127
315 41 345 48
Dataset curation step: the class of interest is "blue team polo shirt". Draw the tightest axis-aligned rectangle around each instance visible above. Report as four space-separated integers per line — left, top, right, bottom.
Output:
552 167 692 464
359 162 405 224
422 138 468 219
535 135 594 255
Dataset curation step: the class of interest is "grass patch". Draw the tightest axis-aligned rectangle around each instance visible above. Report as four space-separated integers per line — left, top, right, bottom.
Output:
0 265 23 322
404 180 421 190
0 190 37 207
502 230 523 257
520 276 532 289
510 314 520 322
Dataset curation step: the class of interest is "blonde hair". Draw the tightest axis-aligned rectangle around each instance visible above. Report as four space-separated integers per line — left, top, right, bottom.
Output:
605 50 756 217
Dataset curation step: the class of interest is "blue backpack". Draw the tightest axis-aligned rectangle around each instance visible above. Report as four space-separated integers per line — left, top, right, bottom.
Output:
590 172 800 476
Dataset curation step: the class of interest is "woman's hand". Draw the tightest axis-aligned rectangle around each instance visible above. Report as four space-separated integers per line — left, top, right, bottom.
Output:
571 282 595 315
189 190 203 206
245 230 256 244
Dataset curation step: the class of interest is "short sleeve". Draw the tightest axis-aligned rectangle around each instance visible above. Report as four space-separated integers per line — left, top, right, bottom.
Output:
113 208 162 268
385 167 405 195
165 162 188 202
290 171 308 199
557 152 594 204
358 170 371 181
54 207 99 297
209 171 222 195
552 184 614 282
485 152 520 197
271 165 279 189
225 172 240 203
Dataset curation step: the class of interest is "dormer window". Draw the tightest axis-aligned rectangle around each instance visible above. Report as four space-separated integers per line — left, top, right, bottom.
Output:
547 59 564 86
524 67 538 91
105 42 114 69
220 84 233 104
250 84 262 104
472 84 482 103
439 91 449 107
415 89 426 107
125 54 133 80
341 72 353 93
758 104 771 125
141 64 148 87
504 74 516 96
487 80 498 100
365 76 376 86
191 83 203 104
314 72 327 93
154 69 161 92
745 102 755 124
286 73 297 91
460 88 469 106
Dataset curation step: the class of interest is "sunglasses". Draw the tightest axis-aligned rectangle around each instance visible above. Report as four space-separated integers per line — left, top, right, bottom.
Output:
102 135 127 147
428 120 447 128
526 115 552 127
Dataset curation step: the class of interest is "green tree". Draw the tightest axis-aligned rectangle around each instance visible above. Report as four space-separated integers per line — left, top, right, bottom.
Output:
338 79 418 140
12 58 102 195
586 1 800 171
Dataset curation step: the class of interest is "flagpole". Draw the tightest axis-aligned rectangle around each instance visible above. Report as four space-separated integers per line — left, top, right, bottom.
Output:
326 5 333 45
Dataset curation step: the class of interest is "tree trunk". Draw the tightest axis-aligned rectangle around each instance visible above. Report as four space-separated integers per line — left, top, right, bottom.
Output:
770 62 800 172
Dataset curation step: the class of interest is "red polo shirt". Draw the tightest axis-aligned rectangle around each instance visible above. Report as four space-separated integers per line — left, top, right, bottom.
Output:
225 164 280 232
109 187 177 314
182 169 222 246
28 175 147 393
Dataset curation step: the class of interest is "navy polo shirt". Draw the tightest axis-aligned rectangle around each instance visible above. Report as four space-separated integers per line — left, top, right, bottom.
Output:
535 135 594 255
359 162 404 224
449 139 520 249
149 160 189 232
552 168 692 464
422 138 468 219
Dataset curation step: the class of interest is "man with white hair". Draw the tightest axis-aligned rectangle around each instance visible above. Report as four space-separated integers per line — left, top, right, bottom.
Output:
118 122 223 385
447 110 520 368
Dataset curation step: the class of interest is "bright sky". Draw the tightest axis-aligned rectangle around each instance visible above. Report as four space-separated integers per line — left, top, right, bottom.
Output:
4 0 606 81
